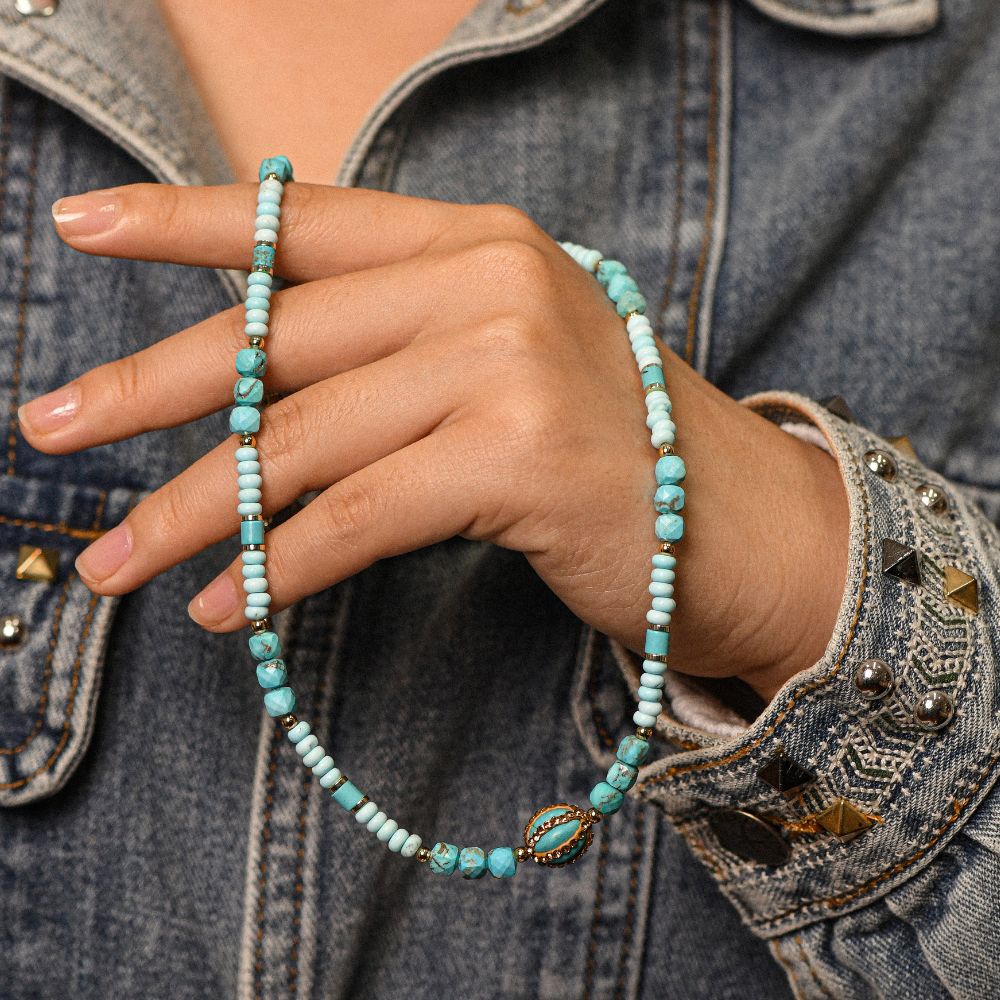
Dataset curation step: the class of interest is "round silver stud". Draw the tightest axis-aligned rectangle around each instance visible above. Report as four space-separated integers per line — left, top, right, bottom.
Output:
0 615 25 647
863 450 897 481
853 658 895 701
916 483 948 516
15 0 58 15
913 691 955 732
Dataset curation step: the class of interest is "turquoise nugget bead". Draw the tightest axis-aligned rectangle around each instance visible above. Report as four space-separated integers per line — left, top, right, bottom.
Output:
607 760 638 792
616 290 647 317
263 686 296 717
234 377 264 405
644 628 669 656
252 245 275 270
259 155 294 182
429 842 459 875
236 348 267 377
458 847 487 879
596 259 626 287
249 630 281 660
655 512 684 542
655 454 686 485
654 484 685 513
229 406 260 434
241 520 265 545
589 781 625 815
641 365 664 389
487 847 517 879
607 273 639 300
332 780 365 811
617 735 650 766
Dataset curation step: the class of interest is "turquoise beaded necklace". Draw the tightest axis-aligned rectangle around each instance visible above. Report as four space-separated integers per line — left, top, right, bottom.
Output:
230 156 683 877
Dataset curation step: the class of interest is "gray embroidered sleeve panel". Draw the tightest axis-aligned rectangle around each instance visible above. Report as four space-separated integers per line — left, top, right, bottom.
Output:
631 390 1000 1000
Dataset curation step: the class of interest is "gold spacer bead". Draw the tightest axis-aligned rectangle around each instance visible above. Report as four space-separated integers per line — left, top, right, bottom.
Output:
645 651 669 663
416 847 432 864
644 382 667 396
253 240 277 249
279 713 297 730
250 617 271 634
248 335 266 348
329 775 348 794
239 433 256 447
244 513 263 522
243 543 266 552
264 172 282 182
636 726 654 740
514 846 530 863
250 266 274 276
659 542 675 555
657 444 674 457
647 622 670 633
350 795 370 814
586 807 603 824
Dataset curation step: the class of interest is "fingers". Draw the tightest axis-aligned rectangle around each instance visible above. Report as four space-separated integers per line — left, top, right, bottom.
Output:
188 418 485 632
72 330 469 598
17 252 460 452
49 181 534 282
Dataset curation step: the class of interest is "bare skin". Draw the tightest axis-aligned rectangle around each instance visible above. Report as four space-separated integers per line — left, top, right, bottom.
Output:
155 0 481 184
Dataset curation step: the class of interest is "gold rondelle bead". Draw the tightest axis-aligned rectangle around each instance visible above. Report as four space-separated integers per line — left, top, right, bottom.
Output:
329 775 348 794
644 382 667 396
586 807 603 823
279 713 297 730
416 847 432 864
514 846 530 863
636 726 654 739
239 433 256 447
350 795 370 814
248 335 265 348
251 617 271 634
657 444 674 457
659 542 675 555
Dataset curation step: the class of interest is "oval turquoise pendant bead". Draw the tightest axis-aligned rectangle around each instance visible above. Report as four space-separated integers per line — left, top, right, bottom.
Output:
429 842 459 875
523 803 595 866
249 630 281 660
458 847 487 879
263 686 296 717
255 658 287 689
236 348 267 377
589 781 625 816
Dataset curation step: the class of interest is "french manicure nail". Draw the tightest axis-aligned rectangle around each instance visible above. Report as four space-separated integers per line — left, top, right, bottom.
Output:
188 574 240 626
18 383 81 435
75 522 132 584
51 190 121 237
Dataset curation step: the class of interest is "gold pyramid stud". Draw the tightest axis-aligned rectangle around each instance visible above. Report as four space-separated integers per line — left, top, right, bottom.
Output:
887 435 918 460
944 566 979 614
15 544 59 582
815 799 874 842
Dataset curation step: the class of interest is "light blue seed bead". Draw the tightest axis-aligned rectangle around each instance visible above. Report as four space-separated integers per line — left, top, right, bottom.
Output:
255 215 280 232
332 780 364 811
401 834 423 858
238 473 263 490
651 568 675 583
256 659 287 689
617 290 647 317
312 756 334 777
487 847 517 878
366 810 388 833
459 847 488 879
287 721 311 743
581 248 602 271
245 321 269 337
655 513 685 542
634 710 658 728
651 423 676 447
239 488 263 502
245 309 270 326
241 520 264 545
607 760 639 792
645 629 669 657
238 502 263 516
652 553 677 569
236 348 267 377
245 605 268 620
638 685 663 702
245 285 272 303
302 746 325 768
244 296 271 312
640 672 666 688
377 819 399 843
638 700 662 717
243 550 267 566
643 658 668 675
646 409 669 429
649 581 674 597
237 461 261 476
243 564 266 579
235 446 258 461
652 598 675 613
319 767 343 789
256 200 280 217
388 828 409 853
247 271 273 287
248 629 279 659
254 228 278 244
263 686 295 717
355 801 378 824
618 735 651 765
631 335 655 353
647 610 671 626
294 735 317 757
230 407 261 434
429 842 460 875
246 593 272 607
589 781 625 816
244 578 269 593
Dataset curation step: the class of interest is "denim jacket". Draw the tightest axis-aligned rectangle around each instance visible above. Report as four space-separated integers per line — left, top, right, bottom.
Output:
1 0 998 998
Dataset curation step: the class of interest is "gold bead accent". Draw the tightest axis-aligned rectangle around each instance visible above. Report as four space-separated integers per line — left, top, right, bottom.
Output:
644 382 666 396
636 726 654 740
647 622 670 633
244 514 263 522
514 846 530 863
279 713 298 730
250 617 271 633
239 433 256 447
350 795 370 814
264 172 282 182
645 651 669 663
659 543 675 555
329 775 348 794
416 847 432 864
586 807 603 824
657 444 674 457
248 335 265 348
243 543 266 552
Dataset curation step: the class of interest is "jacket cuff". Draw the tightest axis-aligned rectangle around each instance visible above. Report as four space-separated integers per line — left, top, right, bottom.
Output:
626 389 1000 937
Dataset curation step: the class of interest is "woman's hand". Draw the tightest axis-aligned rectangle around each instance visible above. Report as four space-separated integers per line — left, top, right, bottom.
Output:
19 182 848 704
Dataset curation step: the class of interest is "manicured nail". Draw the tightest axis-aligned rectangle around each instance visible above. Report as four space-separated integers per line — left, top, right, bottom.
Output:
18 382 81 435
188 573 240 626
75 522 132 583
51 190 121 237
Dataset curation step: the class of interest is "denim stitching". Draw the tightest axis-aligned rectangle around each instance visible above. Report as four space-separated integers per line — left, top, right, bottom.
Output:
768 939 807 1000
794 933 836 1000
581 819 610 1000
253 727 283 1000
5 86 44 478
0 513 105 540
612 802 647 1000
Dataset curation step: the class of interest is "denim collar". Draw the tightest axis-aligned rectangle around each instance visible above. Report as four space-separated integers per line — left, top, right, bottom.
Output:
0 0 937 190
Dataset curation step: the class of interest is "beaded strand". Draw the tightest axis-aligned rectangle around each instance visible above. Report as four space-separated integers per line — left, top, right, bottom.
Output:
228 158 682 878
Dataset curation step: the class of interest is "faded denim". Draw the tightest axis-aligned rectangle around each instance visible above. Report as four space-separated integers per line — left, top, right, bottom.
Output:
0 0 997 997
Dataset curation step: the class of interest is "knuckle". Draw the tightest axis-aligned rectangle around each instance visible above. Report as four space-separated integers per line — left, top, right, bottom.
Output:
474 237 551 289
100 353 148 411
261 393 306 459
321 478 378 548
477 202 541 241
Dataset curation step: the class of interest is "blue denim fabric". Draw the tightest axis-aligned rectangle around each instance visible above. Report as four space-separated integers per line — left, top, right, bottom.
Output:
0 0 997 997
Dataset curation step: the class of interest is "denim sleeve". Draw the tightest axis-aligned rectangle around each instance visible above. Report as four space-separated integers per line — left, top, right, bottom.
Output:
631 389 1000 1000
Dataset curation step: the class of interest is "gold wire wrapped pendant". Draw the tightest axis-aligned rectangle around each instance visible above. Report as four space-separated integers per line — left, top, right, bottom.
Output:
523 803 598 866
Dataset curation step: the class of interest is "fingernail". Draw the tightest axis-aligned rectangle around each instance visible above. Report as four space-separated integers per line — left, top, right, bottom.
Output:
18 382 81 435
75 522 132 583
51 190 121 237
188 573 240 626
